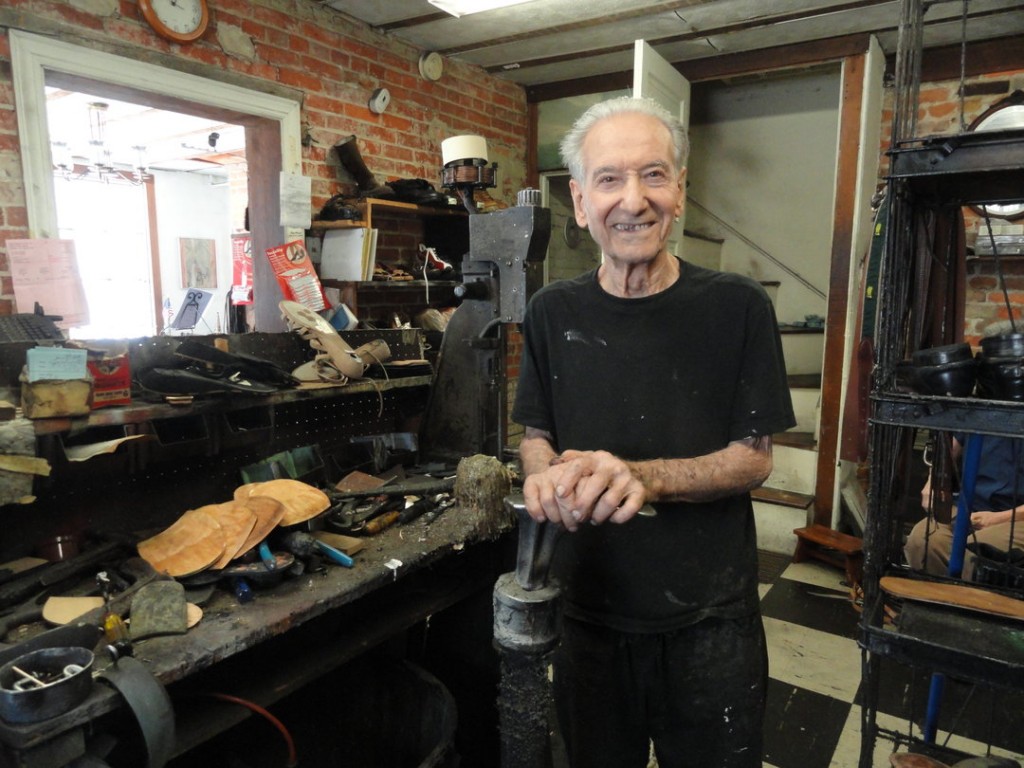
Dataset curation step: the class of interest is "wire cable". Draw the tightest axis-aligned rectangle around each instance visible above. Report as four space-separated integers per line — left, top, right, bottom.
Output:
203 692 298 767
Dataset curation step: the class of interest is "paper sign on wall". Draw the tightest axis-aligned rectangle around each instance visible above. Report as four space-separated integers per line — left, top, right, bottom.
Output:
6 239 89 328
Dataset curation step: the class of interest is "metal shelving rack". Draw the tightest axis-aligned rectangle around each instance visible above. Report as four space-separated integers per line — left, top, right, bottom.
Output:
858 1 1024 764
858 2 1024 764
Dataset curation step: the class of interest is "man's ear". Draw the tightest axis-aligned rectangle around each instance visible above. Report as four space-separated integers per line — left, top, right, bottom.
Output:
674 167 687 218
569 178 588 228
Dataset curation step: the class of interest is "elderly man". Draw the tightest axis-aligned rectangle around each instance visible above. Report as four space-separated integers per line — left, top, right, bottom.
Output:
512 96 795 767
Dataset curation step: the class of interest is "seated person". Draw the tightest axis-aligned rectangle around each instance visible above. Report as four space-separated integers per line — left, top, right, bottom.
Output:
904 433 1024 579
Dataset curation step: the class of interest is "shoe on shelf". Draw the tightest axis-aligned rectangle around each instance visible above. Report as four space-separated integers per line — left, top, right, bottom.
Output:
280 300 369 380
418 244 453 277
280 300 392 382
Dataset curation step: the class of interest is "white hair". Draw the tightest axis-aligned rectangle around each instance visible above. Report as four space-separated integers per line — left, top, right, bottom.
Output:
559 96 689 181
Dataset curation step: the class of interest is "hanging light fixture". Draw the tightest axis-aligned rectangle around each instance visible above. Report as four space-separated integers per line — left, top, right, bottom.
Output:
50 101 151 185
87 101 115 180
50 140 74 180
131 144 150 185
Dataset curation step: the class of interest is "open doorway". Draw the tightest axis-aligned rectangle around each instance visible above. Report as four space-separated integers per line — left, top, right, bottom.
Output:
10 30 303 335
46 88 248 337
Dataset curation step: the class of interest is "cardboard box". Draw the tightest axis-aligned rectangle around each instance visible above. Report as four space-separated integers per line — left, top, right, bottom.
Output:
20 370 93 419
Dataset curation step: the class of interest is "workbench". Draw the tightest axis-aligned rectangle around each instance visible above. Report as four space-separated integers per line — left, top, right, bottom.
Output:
0 504 515 768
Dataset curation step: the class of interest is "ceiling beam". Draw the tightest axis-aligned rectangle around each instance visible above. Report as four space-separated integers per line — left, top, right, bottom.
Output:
526 34 871 102
526 29 1024 104
913 34 1024 82
445 0 740 56
487 0 892 75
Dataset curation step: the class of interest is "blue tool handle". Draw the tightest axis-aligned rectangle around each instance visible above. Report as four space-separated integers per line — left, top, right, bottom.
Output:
313 540 354 568
947 433 983 578
258 541 276 571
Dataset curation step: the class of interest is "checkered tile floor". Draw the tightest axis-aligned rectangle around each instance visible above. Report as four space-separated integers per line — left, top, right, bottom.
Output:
760 560 1024 768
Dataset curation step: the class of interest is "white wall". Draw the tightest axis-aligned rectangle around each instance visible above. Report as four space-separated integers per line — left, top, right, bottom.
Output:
153 169 233 333
686 67 841 327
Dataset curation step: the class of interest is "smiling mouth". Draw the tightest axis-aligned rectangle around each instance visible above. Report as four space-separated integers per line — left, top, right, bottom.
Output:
613 222 654 232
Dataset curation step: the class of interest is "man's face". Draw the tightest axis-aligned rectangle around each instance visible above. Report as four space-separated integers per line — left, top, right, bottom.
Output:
570 112 685 267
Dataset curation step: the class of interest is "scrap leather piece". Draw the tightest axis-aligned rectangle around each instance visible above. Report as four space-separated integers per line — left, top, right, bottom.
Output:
137 508 225 577
202 501 258 570
130 581 188 640
235 479 329 526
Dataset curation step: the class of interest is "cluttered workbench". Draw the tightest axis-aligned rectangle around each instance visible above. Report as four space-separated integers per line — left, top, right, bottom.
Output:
0 469 516 767
0 185 552 767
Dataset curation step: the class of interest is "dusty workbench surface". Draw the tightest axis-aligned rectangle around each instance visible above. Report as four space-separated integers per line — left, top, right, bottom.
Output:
0 502 515 755
144 507 502 680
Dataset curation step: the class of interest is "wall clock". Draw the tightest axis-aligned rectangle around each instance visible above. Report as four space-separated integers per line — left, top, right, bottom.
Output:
418 52 444 82
139 0 210 44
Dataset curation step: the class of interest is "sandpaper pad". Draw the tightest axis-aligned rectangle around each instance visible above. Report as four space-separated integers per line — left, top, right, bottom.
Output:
130 581 188 640
312 531 365 556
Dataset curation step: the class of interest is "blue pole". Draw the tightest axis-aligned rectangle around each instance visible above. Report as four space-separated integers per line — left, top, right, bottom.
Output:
923 433 983 743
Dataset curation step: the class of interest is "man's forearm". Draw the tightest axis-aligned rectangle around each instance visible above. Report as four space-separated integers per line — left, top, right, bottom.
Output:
625 436 773 503
520 428 558 477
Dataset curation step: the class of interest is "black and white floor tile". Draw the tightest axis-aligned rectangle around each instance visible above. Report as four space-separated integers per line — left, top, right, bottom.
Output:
759 559 1024 768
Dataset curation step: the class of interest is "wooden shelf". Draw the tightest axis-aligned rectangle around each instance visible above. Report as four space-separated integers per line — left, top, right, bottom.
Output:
320 279 459 288
29 375 433 436
308 197 468 230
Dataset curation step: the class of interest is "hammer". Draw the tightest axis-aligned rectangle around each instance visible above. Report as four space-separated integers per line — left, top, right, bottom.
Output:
279 531 354 568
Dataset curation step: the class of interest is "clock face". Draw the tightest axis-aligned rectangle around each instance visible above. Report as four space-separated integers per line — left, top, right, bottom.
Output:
419 52 444 82
140 0 209 43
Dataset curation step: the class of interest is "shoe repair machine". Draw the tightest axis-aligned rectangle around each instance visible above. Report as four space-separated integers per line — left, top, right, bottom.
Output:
410 140 566 767
417 159 551 463
406 138 572 767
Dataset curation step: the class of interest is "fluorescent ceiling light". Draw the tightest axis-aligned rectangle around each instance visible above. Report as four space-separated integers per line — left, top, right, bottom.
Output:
428 0 537 17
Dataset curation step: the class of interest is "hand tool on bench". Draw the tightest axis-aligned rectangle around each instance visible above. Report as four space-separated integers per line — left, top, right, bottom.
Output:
327 495 405 532
279 530 354 567
398 495 441 525
0 539 126 610
327 475 455 503
360 510 401 535
0 558 161 664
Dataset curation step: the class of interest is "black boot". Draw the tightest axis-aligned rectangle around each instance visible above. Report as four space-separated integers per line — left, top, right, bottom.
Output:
333 135 393 198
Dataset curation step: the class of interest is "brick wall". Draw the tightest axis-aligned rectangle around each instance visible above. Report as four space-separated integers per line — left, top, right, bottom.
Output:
880 68 1024 347
0 0 528 315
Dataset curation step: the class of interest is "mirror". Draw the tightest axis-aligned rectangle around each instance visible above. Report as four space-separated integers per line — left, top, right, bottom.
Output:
968 89 1024 221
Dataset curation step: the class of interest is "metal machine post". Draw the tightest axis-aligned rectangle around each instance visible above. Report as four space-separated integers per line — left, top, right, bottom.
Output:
419 191 550 462
493 494 564 768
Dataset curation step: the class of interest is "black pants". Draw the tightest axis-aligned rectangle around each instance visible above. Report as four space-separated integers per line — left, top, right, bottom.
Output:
552 613 768 768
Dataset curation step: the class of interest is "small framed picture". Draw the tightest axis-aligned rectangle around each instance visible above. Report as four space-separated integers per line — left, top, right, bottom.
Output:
180 237 217 289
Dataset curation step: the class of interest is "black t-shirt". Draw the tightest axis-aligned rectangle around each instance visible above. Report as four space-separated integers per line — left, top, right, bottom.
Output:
512 259 796 632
